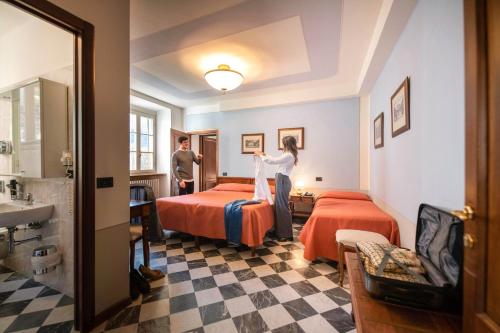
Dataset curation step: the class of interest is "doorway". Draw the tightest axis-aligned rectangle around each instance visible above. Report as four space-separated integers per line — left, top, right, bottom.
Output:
3 1 95 332
188 130 219 193
199 133 218 191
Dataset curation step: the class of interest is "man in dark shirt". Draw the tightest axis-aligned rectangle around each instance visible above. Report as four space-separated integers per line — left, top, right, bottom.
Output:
171 136 203 195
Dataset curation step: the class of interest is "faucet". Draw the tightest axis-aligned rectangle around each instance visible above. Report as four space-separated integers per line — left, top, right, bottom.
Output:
14 192 34 205
6 179 33 205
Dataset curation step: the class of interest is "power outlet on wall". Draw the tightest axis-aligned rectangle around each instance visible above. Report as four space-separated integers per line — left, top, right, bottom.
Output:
223 172 228 176
315 177 323 182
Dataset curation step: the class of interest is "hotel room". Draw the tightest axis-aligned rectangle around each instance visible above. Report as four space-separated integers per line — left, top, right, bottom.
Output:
0 0 498 333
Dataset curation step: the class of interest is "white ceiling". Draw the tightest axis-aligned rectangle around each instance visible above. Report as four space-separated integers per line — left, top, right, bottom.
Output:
130 0 417 113
0 2 31 37
135 16 310 94
130 0 245 40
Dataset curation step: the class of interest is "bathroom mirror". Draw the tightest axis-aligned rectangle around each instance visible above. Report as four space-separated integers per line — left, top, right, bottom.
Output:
0 78 68 178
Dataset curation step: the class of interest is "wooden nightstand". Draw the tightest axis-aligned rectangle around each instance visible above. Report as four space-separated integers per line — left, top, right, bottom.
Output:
289 193 315 218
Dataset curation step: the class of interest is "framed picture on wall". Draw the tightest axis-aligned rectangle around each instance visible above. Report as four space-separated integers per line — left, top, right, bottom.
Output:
391 77 410 137
374 112 384 149
278 127 304 150
241 133 265 154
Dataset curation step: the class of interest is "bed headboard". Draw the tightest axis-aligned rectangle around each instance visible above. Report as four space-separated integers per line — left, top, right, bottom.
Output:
216 176 276 187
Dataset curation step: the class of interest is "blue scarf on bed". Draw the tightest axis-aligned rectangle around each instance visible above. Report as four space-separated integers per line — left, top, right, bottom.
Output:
224 199 261 246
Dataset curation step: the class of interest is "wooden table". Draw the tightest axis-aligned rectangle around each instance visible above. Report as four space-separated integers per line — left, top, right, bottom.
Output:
130 200 152 267
289 193 316 218
345 252 462 333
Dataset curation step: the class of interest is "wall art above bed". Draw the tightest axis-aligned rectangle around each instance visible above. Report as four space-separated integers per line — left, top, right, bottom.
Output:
374 112 384 149
391 77 410 137
241 133 265 154
278 127 304 150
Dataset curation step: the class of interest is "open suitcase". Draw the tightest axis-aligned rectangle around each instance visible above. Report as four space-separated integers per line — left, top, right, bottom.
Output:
357 203 463 311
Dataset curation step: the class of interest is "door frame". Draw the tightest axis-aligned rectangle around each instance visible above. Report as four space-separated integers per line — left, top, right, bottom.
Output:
170 128 191 196
464 0 499 331
188 129 219 192
5 1 96 331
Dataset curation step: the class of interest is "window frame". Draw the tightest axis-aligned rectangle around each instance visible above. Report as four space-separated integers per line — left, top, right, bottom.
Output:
130 108 157 174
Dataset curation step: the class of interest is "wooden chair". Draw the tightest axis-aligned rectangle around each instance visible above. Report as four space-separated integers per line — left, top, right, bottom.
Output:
130 225 144 270
129 184 153 270
336 229 390 287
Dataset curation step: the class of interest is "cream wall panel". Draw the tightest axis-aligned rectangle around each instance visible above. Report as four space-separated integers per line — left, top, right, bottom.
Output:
49 0 130 314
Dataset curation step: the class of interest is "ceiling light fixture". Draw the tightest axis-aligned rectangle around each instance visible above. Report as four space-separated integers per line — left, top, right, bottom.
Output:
204 64 244 92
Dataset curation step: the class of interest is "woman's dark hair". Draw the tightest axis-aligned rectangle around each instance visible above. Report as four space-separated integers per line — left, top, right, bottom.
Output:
282 136 298 165
178 136 189 144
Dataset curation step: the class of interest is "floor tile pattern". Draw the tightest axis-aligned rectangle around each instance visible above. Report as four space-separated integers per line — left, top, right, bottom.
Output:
0 265 74 333
95 223 355 333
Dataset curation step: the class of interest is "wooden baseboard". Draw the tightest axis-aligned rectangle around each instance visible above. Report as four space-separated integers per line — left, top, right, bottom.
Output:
93 297 131 329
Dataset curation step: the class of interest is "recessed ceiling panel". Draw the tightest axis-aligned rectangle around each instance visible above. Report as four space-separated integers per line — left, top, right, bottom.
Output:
134 16 310 94
130 0 246 40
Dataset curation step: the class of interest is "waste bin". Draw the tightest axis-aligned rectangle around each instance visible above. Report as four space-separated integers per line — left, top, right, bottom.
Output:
31 245 61 278
0 228 8 259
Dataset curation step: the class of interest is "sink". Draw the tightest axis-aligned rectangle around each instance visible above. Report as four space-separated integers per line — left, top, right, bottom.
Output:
0 201 54 228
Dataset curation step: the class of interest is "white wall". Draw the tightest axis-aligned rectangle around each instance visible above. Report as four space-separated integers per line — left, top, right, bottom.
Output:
359 95 371 191
369 0 465 248
157 107 172 196
0 18 73 89
185 99 360 190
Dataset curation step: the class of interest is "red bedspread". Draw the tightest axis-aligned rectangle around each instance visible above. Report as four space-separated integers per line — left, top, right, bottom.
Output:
299 191 400 261
156 184 274 247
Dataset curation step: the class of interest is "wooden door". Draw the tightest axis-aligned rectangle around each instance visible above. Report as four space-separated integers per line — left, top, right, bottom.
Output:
463 0 500 331
170 129 190 196
200 136 217 191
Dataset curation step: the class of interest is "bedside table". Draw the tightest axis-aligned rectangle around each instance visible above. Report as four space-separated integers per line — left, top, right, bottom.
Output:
289 193 315 218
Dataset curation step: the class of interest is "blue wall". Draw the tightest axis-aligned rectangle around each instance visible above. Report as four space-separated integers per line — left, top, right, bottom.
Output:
186 98 360 189
370 0 465 221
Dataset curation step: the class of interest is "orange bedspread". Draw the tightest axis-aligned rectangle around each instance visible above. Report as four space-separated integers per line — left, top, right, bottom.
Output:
156 184 274 247
299 191 400 261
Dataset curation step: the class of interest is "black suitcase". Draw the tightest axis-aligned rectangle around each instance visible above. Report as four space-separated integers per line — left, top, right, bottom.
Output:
357 203 463 311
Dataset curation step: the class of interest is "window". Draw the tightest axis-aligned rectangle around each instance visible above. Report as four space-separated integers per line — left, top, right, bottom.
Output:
130 110 155 172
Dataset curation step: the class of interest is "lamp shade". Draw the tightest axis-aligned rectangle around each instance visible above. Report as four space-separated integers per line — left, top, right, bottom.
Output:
204 64 244 92
295 180 305 193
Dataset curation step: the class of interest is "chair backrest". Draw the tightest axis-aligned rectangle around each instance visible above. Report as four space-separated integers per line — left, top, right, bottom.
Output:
130 184 152 225
130 184 151 201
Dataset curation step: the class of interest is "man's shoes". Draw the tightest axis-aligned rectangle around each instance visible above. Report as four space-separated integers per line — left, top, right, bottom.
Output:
139 264 165 281
131 268 151 294
130 275 140 300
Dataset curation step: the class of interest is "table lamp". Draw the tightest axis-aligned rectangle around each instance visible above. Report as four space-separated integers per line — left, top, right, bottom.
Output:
295 180 305 195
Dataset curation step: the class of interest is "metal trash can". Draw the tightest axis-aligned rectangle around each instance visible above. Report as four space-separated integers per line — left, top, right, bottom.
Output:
31 245 61 277
0 228 8 259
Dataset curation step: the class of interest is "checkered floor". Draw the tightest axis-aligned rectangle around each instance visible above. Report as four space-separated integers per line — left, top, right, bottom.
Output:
95 223 355 333
0 265 74 333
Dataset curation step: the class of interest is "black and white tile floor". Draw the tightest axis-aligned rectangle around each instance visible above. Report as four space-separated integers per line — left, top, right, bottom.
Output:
0 265 74 332
94 223 355 333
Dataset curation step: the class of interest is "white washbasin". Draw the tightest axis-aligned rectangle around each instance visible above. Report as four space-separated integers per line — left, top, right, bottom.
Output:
0 201 54 228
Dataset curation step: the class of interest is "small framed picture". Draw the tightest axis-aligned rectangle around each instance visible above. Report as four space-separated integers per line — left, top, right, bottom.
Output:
374 112 384 149
241 133 265 154
391 77 410 137
278 127 304 150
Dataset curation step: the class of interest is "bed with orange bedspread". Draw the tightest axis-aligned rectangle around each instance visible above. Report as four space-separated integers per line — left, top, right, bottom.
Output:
299 191 400 261
156 183 275 248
